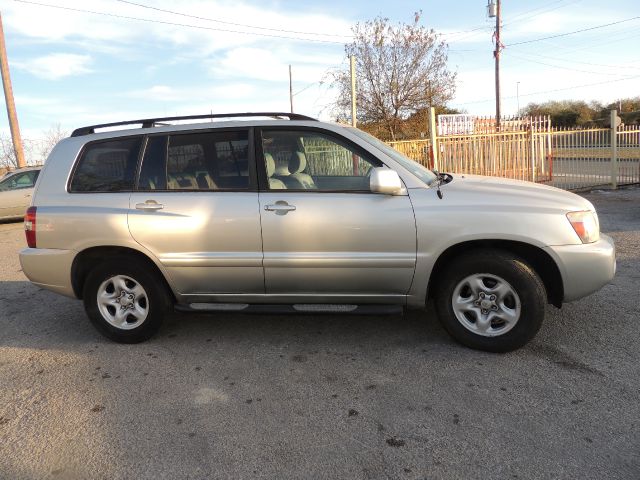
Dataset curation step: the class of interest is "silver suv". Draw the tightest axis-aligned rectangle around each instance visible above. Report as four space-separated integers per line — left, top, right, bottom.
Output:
19 113 615 351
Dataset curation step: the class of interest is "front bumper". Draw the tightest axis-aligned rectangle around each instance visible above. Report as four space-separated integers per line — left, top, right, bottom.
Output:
19 248 77 299
545 234 616 303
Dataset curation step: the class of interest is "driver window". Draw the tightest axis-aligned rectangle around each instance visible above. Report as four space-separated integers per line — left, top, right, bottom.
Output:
262 130 381 191
0 172 36 191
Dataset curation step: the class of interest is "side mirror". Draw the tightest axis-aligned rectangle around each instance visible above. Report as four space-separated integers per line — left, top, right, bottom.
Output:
370 167 404 195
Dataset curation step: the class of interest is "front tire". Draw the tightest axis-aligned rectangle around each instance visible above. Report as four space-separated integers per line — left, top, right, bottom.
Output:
83 258 171 343
434 249 545 352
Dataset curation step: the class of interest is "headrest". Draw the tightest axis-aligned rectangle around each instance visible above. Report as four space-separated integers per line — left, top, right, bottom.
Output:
289 151 307 174
265 152 275 177
274 157 290 176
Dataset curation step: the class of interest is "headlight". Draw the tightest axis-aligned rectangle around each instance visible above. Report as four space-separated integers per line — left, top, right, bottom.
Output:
566 211 599 243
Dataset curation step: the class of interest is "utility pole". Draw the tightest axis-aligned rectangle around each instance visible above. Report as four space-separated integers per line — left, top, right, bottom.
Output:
289 65 293 113
516 81 520 117
350 55 357 127
0 12 26 168
611 109 620 189
488 0 502 129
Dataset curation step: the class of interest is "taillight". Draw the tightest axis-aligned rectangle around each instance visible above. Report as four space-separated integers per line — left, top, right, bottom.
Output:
25 206 37 248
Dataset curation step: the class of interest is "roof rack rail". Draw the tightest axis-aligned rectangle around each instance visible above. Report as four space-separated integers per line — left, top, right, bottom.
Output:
71 112 318 137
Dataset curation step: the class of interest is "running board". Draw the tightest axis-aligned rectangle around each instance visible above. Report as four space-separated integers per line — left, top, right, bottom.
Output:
174 303 403 316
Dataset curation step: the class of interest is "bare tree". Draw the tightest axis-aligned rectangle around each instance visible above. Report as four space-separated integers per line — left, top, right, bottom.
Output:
0 123 65 170
36 123 67 164
0 132 20 169
333 13 456 140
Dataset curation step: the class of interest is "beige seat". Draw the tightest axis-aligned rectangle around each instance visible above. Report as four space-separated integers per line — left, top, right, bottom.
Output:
167 173 198 190
265 153 286 189
285 151 316 189
195 172 217 190
166 172 218 190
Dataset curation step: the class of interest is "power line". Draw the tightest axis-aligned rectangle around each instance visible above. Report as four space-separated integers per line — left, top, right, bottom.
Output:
512 27 640 60
445 0 584 45
293 81 320 97
512 51 640 72
446 2 584 46
450 23 640 55
112 0 351 39
505 15 640 46
440 24 492 41
443 26 494 45
440 25 491 36
454 74 640 106
444 0 585 45
508 54 626 76
504 0 567 23
12 0 346 45
503 0 583 27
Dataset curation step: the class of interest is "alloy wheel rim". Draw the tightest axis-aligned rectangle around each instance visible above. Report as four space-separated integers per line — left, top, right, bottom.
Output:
96 274 149 330
451 273 521 337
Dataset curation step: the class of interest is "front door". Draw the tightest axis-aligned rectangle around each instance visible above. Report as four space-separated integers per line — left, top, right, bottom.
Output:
128 129 264 297
257 127 416 301
0 170 38 219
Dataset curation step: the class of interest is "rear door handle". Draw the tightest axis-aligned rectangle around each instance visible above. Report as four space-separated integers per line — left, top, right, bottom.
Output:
135 201 164 211
264 202 296 215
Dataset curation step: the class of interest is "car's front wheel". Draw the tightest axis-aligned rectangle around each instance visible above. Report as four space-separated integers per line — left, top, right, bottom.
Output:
434 249 545 352
83 258 171 343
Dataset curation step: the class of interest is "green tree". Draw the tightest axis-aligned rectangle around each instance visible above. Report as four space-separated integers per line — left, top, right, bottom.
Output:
601 97 640 125
522 100 598 127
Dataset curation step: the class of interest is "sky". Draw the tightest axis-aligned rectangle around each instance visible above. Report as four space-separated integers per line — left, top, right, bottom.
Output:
0 0 639 141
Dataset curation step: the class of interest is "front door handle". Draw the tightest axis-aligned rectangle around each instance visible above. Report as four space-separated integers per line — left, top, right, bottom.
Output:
135 200 164 211
264 202 296 215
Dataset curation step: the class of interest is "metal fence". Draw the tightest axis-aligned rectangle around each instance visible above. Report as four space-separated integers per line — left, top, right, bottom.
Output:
387 114 640 191
548 125 640 190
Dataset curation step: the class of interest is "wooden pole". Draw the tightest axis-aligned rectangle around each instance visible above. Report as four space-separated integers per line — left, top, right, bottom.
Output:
611 110 618 189
288 65 293 114
494 0 501 130
0 12 25 168
429 106 439 171
350 55 357 127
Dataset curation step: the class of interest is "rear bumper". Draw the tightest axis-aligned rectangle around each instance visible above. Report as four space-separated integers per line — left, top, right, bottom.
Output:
19 248 77 299
545 234 616 303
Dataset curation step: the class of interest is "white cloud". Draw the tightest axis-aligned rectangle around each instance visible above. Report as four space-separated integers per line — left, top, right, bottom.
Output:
123 83 258 102
210 47 340 84
14 53 92 80
3 0 352 56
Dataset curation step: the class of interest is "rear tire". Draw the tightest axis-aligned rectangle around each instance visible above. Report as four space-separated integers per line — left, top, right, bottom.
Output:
83 258 171 343
434 249 545 352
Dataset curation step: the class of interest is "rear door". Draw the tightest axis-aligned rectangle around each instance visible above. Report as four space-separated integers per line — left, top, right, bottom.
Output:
257 127 417 301
128 128 264 298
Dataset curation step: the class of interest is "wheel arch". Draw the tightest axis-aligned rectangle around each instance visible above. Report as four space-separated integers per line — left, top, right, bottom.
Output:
71 246 176 302
427 239 563 307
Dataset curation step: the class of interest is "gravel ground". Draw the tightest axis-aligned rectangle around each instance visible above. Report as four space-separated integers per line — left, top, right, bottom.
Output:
0 187 638 480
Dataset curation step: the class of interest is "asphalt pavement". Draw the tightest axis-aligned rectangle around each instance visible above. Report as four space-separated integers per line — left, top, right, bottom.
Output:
0 187 638 480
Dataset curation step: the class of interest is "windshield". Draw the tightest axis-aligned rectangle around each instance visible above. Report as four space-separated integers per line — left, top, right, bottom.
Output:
347 127 437 186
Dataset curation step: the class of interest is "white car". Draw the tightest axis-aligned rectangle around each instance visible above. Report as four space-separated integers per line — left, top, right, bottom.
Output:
0 167 41 221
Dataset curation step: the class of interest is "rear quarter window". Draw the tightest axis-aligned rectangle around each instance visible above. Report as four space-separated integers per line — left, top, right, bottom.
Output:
69 137 142 192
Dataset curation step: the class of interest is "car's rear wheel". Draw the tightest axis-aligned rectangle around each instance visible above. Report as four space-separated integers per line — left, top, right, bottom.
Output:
434 249 545 352
83 258 171 343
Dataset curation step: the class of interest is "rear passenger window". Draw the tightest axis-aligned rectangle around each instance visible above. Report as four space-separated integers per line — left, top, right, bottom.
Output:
70 138 142 192
138 130 250 191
